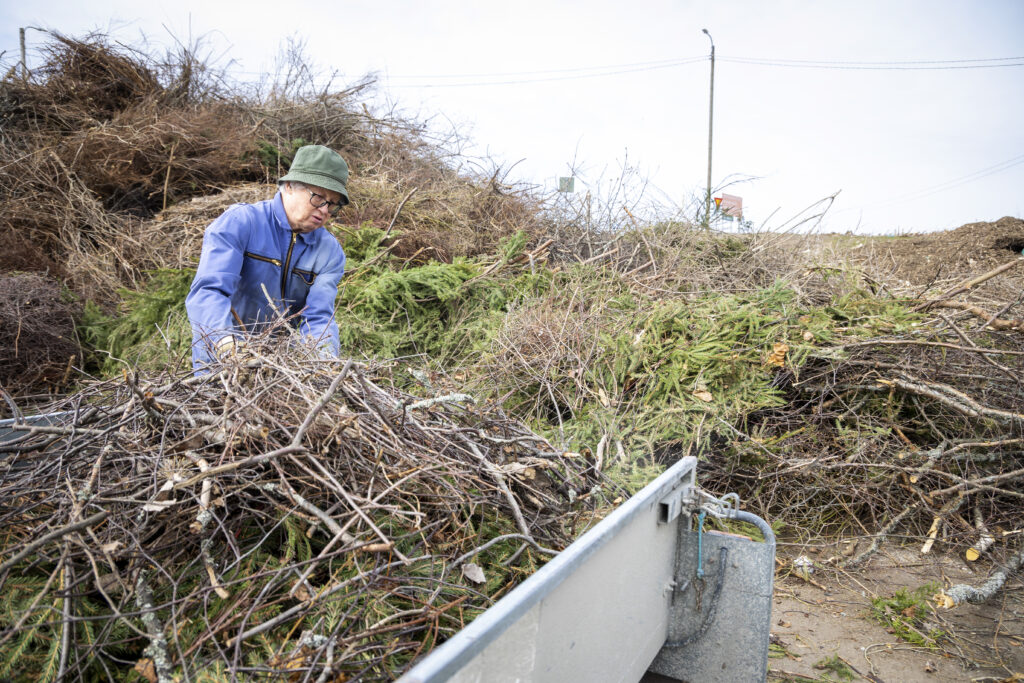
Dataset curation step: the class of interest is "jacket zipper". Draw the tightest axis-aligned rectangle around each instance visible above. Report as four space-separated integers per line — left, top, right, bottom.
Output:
293 267 316 285
281 231 297 298
244 251 282 267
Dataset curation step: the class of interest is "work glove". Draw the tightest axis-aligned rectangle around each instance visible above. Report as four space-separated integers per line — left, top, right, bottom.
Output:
215 335 242 359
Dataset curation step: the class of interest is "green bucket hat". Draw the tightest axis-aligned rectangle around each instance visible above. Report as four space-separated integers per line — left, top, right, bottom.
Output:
279 145 350 205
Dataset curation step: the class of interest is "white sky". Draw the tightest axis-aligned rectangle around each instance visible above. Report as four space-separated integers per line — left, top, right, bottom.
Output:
3 1 1022 234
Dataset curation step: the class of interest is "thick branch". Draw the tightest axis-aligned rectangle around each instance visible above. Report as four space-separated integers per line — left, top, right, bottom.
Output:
942 543 1024 606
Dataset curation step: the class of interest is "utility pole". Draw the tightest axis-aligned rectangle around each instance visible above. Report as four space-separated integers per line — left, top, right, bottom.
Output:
20 28 27 79
702 29 715 226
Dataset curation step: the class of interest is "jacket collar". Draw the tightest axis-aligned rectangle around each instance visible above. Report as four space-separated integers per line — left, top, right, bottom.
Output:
272 191 318 244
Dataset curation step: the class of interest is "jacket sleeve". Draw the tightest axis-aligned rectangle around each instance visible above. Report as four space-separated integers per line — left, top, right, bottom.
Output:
185 206 250 351
299 238 345 357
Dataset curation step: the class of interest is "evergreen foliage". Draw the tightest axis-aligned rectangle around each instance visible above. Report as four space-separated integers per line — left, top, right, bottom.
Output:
80 268 195 374
0 566 136 680
469 272 925 472
76 227 552 373
76 230 925 472
870 584 945 647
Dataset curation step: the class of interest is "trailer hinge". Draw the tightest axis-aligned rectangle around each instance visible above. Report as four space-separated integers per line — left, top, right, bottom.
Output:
659 485 741 525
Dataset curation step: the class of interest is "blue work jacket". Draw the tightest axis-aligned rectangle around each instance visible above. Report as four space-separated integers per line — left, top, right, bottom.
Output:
185 192 346 370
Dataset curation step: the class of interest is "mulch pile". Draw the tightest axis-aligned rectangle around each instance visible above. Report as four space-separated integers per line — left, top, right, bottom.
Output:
863 216 1024 293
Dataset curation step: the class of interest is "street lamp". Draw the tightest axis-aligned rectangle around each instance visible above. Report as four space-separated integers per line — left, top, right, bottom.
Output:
702 29 715 226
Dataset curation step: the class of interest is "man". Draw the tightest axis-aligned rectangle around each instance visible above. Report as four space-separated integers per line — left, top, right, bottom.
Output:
186 145 349 371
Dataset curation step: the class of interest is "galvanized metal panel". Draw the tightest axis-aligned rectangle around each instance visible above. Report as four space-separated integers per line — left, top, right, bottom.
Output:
437 603 540 682
648 524 775 682
0 411 75 444
400 457 697 683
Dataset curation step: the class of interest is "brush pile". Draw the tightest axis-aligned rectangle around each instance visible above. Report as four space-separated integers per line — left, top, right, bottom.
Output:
0 33 263 302
464 218 1024 579
0 337 609 680
0 32 544 307
692 259 1024 572
0 273 81 397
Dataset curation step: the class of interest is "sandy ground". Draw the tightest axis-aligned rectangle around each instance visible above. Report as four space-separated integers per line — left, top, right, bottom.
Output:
769 544 1024 682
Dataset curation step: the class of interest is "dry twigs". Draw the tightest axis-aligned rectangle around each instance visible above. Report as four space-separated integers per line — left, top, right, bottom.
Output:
0 340 609 679
0 273 81 397
697 266 1024 585
939 543 1024 608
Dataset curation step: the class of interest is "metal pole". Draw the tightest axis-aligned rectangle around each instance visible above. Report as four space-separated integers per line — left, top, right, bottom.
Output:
702 29 715 226
20 27 27 79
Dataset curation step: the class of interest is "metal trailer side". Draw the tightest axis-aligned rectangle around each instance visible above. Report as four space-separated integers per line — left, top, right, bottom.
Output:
401 456 776 683
0 411 78 444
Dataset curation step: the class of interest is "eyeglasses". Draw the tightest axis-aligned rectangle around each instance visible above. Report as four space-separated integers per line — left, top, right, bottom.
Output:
304 188 345 217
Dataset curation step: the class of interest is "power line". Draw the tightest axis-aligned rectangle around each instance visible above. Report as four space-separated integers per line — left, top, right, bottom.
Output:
727 55 1024 65
226 56 704 80
719 56 1024 70
384 57 708 88
225 57 707 88
388 55 702 80
227 59 706 89
838 152 1024 212
373 52 1024 87
225 51 1024 89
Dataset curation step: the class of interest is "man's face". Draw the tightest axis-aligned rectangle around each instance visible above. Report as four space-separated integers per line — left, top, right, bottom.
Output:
281 182 343 233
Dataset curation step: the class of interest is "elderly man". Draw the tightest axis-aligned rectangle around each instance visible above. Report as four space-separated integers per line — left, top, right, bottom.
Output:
186 145 349 371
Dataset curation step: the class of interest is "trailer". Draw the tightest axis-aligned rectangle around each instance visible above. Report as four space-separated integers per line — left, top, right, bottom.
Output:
402 456 776 683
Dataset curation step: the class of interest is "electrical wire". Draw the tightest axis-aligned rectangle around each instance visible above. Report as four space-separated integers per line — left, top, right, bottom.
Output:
226 52 1023 88
383 57 708 88
837 152 1024 212
719 56 1024 70
728 55 1024 65
364 53 1024 86
366 51 1024 88
388 55 702 80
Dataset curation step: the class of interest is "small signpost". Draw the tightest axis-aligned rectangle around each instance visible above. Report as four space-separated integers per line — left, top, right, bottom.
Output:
558 177 575 193
714 193 742 222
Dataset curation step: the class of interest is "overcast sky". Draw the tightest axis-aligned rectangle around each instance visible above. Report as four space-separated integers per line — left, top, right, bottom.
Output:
3 1 1022 234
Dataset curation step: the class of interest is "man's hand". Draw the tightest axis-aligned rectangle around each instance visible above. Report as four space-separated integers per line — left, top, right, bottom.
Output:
216 337 259 367
215 336 242 360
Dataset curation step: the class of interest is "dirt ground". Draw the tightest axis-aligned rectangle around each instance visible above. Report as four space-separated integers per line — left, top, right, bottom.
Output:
770 544 1024 682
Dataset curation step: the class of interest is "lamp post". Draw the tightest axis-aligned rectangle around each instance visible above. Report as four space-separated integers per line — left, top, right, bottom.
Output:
702 29 715 226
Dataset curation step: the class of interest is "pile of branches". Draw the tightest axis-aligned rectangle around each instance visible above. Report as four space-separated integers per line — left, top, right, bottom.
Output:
0 32 262 300
0 341 608 680
699 261 1024 587
0 272 81 397
1 32 548 306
